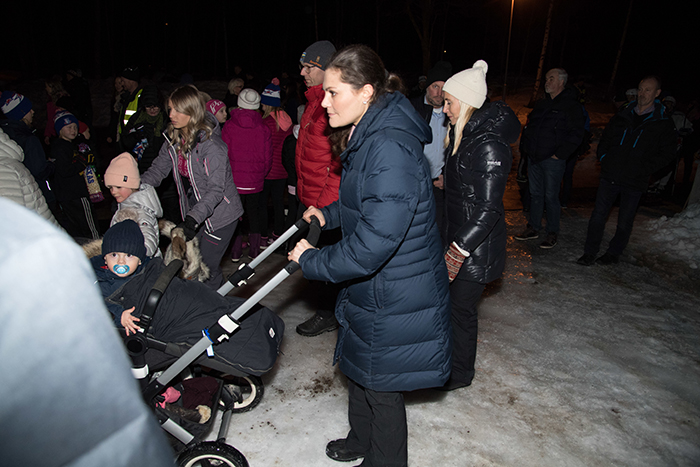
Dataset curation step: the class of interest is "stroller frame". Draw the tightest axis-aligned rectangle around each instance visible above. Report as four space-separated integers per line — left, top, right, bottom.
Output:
124 216 321 465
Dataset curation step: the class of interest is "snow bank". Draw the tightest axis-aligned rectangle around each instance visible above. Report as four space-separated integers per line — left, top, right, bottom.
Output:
638 202 700 269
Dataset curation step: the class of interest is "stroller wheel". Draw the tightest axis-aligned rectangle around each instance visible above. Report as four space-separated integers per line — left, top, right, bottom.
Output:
177 441 248 467
221 375 264 413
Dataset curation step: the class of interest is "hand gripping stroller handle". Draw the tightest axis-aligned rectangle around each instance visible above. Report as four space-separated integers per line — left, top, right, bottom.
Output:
284 215 321 275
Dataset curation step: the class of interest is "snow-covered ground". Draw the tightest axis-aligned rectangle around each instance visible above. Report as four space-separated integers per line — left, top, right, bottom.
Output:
636 203 700 270
211 198 699 466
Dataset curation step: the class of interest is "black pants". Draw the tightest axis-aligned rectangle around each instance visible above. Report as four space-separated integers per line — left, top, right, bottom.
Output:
198 219 237 290
583 177 643 257
450 279 486 385
239 192 262 234
259 178 286 237
346 379 407 467
58 197 100 240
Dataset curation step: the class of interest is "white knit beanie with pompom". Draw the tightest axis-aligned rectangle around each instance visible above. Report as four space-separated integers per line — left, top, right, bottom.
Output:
442 60 489 109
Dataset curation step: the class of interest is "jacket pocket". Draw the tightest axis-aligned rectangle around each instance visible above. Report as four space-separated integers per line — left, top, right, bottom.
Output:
373 273 384 309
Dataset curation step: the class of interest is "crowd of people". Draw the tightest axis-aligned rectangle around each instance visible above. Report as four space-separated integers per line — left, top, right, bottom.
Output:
1 38 696 466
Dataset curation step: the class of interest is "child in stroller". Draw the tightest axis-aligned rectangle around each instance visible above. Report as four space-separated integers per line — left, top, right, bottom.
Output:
91 219 284 379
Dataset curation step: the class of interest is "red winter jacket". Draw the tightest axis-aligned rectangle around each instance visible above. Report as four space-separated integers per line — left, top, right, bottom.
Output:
222 108 272 194
295 85 341 208
263 111 293 180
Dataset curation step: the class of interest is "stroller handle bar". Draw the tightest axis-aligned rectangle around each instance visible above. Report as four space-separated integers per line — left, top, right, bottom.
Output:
217 215 322 296
145 216 322 400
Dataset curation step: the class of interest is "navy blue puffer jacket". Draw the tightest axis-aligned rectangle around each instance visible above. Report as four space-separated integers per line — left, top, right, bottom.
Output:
444 101 521 284
299 91 452 392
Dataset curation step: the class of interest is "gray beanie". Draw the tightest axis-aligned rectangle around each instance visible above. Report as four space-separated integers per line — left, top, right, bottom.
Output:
238 88 261 110
299 40 336 71
442 60 489 109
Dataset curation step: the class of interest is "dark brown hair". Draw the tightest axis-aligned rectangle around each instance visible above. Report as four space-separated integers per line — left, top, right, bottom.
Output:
326 44 404 155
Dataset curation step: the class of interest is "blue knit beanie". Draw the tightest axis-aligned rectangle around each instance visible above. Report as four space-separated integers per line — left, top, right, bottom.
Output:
102 220 147 260
54 110 79 134
1 91 33 121
261 78 282 107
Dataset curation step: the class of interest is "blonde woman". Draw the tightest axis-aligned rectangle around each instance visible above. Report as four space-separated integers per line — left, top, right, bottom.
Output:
440 61 521 390
141 85 243 288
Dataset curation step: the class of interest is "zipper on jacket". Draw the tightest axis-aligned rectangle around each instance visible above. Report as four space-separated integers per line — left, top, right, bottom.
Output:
619 129 627 146
633 130 643 148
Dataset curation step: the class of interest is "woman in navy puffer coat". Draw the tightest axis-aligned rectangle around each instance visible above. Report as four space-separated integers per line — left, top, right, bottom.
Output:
441 61 521 390
289 45 451 467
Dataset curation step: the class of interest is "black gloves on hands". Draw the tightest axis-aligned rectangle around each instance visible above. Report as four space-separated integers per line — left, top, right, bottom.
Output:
178 216 198 241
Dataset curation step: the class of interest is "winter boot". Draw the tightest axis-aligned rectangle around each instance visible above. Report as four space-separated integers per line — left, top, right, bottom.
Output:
231 235 243 262
248 233 262 259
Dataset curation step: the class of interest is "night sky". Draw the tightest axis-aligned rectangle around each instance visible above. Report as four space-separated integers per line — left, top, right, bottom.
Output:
4 0 696 100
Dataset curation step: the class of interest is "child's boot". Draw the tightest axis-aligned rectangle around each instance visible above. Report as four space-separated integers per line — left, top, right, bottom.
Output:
248 233 262 259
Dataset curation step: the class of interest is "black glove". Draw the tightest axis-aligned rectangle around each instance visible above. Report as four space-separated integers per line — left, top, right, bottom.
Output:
178 216 198 241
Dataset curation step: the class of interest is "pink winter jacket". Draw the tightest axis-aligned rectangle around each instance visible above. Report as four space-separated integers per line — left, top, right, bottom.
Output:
222 108 272 193
263 111 293 180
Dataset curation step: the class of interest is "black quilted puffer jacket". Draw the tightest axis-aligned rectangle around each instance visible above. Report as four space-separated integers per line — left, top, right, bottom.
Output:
443 100 521 283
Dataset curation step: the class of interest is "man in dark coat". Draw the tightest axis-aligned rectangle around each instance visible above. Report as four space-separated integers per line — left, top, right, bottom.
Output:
410 60 452 245
577 76 676 266
515 68 586 249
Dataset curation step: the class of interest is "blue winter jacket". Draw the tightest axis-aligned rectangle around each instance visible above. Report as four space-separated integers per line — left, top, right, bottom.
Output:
299 92 452 392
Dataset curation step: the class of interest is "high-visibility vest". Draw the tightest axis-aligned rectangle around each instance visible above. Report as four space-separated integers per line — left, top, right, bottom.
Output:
119 89 143 134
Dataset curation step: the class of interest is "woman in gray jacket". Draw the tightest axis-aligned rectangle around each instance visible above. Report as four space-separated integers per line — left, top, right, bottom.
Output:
141 85 243 288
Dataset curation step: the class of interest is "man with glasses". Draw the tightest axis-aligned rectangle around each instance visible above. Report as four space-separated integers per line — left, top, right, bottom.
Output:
294 40 342 337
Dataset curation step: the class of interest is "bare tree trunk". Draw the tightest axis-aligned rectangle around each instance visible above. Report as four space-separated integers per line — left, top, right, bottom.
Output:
606 0 634 101
528 0 555 107
407 0 435 74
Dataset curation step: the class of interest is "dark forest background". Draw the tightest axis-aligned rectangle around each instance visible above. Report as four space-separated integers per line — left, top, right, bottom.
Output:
3 0 696 100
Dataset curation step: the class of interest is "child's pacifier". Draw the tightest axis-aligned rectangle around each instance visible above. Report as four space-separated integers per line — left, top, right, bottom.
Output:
113 264 130 275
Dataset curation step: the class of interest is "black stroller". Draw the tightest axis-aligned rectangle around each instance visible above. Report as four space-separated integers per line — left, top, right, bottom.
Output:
125 217 320 466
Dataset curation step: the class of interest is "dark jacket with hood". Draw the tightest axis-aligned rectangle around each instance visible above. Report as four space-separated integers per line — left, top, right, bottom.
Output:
444 101 520 284
299 91 452 392
50 138 89 201
520 87 585 163
91 256 284 375
0 119 55 202
597 100 677 191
